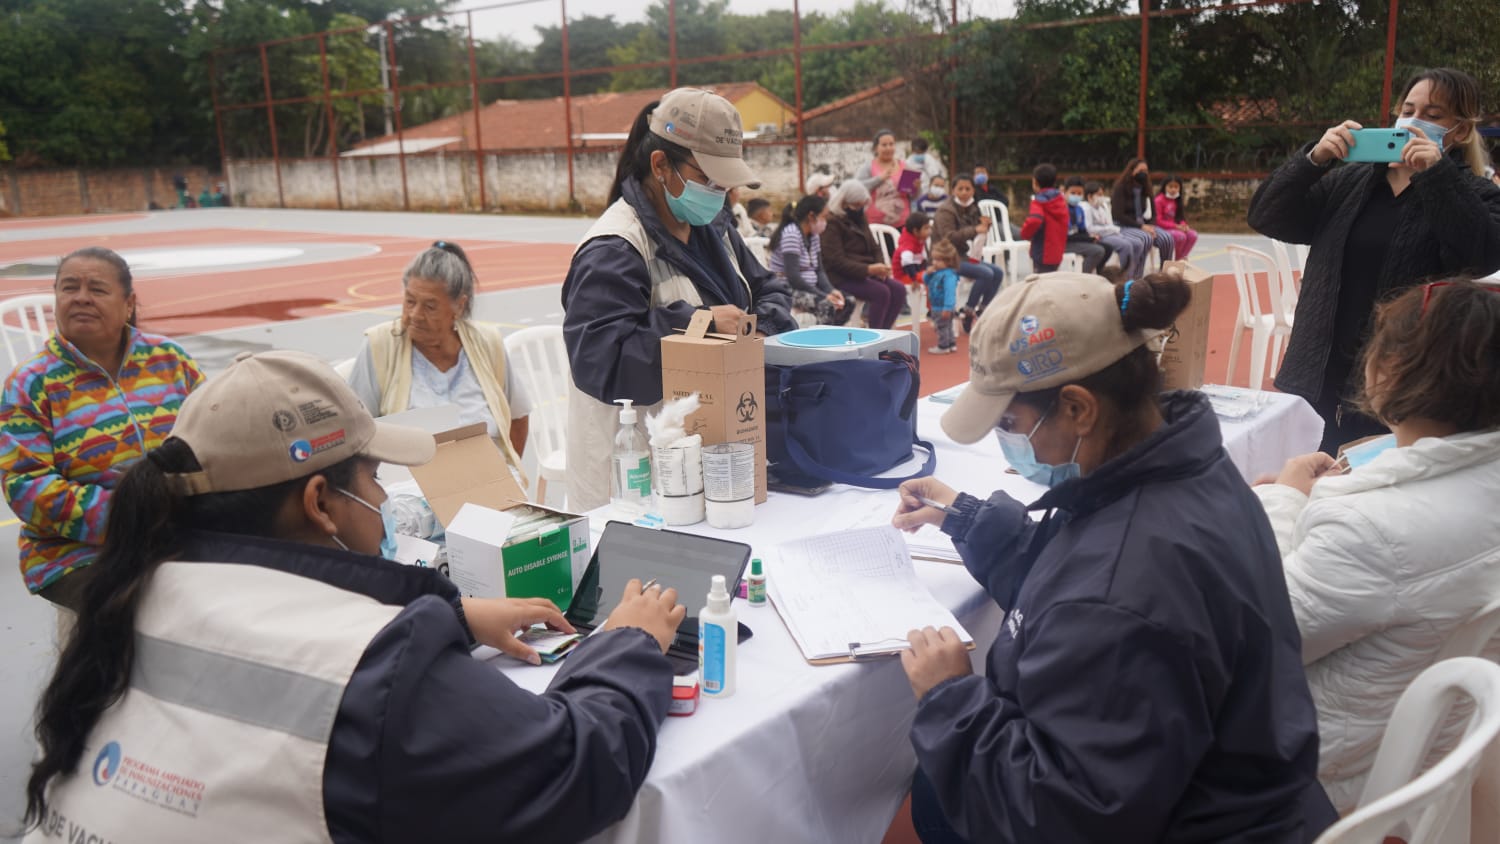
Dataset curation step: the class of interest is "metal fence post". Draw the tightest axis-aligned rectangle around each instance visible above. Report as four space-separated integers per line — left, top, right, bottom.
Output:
259 44 286 208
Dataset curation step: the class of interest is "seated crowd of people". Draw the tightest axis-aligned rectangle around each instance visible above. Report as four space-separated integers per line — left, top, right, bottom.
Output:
3 76 1499 843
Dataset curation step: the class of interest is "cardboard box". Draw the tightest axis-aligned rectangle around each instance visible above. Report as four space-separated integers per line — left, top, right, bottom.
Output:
443 503 590 609
1158 261 1215 391
409 424 590 607
661 311 767 504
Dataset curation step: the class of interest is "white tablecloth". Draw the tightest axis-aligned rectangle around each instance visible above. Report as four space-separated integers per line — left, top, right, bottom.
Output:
484 431 1025 844
915 386 1324 487
465 387 1321 844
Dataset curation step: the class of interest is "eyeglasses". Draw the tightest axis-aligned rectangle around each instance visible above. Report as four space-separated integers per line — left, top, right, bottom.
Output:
676 160 721 191
995 401 1055 435
1420 281 1500 316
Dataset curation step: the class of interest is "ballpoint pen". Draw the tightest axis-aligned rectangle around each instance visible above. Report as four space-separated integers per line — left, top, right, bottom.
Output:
917 496 958 516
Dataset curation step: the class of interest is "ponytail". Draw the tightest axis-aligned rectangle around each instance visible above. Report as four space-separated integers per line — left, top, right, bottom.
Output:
608 100 693 205
771 194 828 252
26 440 187 827
25 441 361 830
1108 265 1192 334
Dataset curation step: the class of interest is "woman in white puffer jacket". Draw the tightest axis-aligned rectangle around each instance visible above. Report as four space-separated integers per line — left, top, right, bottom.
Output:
1254 277 1500 812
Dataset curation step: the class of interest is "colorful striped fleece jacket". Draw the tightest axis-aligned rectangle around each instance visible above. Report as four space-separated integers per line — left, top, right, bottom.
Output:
1 328 203 593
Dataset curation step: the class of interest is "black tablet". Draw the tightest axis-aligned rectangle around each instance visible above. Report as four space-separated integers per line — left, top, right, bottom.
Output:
566 521 752 661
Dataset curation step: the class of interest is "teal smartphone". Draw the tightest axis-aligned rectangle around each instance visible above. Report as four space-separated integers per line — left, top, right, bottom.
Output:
1345 128 1410 163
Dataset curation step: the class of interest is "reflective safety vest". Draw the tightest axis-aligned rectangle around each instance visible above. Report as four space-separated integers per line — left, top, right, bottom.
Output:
26 561 401 844
565 199 752 512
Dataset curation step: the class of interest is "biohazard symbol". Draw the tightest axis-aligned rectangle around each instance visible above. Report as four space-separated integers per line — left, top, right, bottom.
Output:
736 391 758 423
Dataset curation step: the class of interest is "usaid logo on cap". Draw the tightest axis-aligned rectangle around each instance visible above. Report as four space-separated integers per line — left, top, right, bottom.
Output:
289 439 312 463
93 741 122 786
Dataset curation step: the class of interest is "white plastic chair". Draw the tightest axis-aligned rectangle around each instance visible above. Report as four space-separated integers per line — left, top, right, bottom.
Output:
1060 253 1085 273
978 199 1029 285
1225 244 1294 390
503 325 568 506
332 357 356 379
1434 598 1500 844
0 294 55 371
1315 657 1500 844
743 235 772 269
868 223 919 332
1268 239 1304 311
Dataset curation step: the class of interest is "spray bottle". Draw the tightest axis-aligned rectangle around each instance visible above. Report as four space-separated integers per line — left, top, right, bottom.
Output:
699 574 737 698
611 399 652 519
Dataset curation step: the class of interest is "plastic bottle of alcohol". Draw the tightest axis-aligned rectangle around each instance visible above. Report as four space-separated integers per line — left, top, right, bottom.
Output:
699 574 737 698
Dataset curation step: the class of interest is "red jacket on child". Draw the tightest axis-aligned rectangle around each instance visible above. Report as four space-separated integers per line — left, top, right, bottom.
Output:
893 229 928 285
1020 188 1069 267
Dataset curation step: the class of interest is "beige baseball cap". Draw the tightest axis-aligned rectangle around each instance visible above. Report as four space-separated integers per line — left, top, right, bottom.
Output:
942 272 1164 444
166 350 436 496
649 87 761 190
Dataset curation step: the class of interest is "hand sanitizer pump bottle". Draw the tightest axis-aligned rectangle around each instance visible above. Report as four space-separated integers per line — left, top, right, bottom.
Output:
610 399 652 518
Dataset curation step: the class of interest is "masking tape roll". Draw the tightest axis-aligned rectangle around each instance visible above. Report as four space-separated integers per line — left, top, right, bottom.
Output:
705 496 754 530
657 491 705 526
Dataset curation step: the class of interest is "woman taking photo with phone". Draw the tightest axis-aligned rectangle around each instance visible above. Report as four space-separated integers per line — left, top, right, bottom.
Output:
1248 67 1500 453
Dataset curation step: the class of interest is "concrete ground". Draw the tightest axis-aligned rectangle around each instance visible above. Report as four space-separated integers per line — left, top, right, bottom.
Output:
0 208 1285 841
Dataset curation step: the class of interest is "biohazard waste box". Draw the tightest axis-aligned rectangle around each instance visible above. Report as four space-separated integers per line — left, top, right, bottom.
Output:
660 311 767 504
1158 261 1216 391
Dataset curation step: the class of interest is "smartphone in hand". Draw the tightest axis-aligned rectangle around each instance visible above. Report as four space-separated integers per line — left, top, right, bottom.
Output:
1345 128 1411 163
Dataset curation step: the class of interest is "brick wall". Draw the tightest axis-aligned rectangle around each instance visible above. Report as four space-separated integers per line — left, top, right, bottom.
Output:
0 166 222 217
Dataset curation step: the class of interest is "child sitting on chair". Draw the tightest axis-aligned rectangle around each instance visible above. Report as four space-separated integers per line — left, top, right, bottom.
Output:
895 212 933 291
1019 164 1068 273
1153 174 1197 260
925 241 961 355
916 176 948 216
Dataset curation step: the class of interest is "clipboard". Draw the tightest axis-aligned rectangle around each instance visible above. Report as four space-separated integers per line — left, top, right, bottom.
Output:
763 526 977 665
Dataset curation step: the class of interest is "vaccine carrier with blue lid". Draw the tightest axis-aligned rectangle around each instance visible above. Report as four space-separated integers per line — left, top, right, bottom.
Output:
764 326 919 366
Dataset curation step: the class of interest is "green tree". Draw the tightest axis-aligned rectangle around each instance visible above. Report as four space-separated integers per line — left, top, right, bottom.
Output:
533 15 644 96
0 0 198 166
801 0 937 109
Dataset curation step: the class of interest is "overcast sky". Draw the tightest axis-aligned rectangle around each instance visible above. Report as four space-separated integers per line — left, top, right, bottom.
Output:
458 0 1019 45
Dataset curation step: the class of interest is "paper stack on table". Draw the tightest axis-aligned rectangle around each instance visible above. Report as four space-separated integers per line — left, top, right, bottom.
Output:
835 503 962 564
767 526 973 663
1199 384 1269 421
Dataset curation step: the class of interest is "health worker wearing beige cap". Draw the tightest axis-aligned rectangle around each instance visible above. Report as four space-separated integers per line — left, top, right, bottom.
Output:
22 351 688 844
888 271 1336 843
562 87 797 511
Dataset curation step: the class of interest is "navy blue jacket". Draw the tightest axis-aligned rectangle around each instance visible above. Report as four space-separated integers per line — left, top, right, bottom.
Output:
181 532 674 844
561 178 796 406
912 392 1336 843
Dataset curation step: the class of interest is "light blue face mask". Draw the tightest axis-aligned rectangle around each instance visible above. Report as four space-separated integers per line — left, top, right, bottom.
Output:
1395 116 1449 151
336 488 398 560
663 165 728 227
1066 193 1082 206
994 408 1082 488
1339 434 1397 472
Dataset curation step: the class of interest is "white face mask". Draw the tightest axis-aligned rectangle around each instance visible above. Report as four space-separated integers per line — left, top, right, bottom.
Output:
1088 196 1104 207
1166 191 1181 200
954 196 974 207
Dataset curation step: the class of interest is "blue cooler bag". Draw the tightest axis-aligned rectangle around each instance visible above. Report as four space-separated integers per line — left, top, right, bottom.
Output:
764 350 936 489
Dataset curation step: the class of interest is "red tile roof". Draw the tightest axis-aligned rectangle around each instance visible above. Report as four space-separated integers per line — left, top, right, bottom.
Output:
354 82 786 153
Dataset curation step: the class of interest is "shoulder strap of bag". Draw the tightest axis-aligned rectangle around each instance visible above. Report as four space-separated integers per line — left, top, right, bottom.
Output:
781 428 937 489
